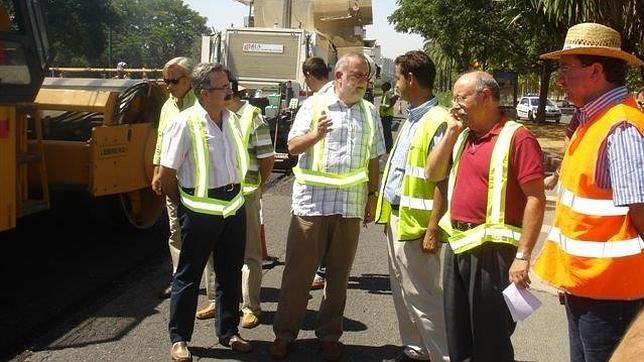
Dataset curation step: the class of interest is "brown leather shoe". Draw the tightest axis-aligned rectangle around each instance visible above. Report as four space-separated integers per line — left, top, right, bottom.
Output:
221 334 252 353
269 338 291 360
195 302 215 320
311 275 326 290
170 341 192 362
320 340 343 361
241 311 260 329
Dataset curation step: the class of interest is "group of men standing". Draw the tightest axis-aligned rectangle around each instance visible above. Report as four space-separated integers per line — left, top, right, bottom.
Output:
149 21 642 362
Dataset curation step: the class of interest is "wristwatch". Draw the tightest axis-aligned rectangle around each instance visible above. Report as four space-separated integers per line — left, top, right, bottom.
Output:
515 251 531 261
368 190 379 198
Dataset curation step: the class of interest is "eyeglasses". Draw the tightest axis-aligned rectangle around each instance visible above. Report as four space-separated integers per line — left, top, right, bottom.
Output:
452 89 482 105
202 83 232 92
348 71 369 82
556 64 591 75
163 76 185 85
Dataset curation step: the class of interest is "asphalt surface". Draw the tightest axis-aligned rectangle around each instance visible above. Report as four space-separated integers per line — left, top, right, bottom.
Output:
7 174 569 362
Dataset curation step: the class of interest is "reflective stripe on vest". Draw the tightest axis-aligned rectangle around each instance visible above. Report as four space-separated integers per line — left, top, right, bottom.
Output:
557 186 629 216
238 104 262 194
179 109 248 217
547 227 644 258
292 95 374 188
375 106 448 241
533 98 644 300
440 121 523 254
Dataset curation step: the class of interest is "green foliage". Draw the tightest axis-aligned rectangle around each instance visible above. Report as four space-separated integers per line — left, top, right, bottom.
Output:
41 0 208 68
42 0 115 66
108 0 208 68
435 90 453 108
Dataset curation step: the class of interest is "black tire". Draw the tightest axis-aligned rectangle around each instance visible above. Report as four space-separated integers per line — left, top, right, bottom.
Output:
528 111 534 122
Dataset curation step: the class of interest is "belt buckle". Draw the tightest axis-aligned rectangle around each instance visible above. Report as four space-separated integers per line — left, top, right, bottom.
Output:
225 184 234 192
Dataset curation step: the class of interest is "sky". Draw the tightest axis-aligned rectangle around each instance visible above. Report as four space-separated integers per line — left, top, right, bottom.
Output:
181 0 425 59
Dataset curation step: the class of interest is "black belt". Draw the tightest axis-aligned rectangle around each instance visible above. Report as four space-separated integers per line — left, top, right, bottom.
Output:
391 204 399 211
181 183 241 201
452 220 482 231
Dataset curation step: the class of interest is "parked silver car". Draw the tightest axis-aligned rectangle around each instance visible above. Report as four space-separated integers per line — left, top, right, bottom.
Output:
516 96 561 122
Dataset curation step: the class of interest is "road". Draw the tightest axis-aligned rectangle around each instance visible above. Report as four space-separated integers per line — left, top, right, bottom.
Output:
7 174 570 362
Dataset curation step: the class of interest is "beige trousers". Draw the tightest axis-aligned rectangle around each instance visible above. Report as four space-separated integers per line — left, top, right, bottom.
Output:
241 190 263 314
166 196 181 274
386 211 449 361
203 190 263 311
273 214 361 343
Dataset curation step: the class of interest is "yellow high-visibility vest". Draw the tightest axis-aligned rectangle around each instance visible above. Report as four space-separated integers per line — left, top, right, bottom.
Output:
292 94 375 188
179 107 249 218
438 121 523 254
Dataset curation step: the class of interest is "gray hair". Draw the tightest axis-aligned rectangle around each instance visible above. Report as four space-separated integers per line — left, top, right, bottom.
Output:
191 62 226 94
335 52 367 73
466 70 500 101
163 57 194 77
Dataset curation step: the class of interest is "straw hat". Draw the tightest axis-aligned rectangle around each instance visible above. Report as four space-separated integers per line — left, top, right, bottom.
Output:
540 23 643 66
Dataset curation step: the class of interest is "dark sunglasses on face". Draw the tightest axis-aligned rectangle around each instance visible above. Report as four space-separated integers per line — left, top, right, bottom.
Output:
164 76 185 85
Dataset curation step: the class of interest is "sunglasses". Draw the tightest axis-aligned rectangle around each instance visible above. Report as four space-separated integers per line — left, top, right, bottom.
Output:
163 76 185 85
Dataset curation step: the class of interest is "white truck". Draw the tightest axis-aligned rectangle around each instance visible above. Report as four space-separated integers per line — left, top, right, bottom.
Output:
201 27 336 96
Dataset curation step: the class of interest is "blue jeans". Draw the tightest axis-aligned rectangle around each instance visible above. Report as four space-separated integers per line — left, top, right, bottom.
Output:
565 293 643 362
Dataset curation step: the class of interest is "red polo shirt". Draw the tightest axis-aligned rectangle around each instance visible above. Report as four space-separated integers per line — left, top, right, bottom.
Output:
451 121 544 227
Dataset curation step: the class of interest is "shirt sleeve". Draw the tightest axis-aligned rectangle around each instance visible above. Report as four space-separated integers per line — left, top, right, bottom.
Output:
607 123 644 206
251 113 275 159
428 122 447 153
288 97 314 141
159 117 190 171
369 103 386 158
511 128 545 185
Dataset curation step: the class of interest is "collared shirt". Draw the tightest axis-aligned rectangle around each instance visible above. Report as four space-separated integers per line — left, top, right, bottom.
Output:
451 121 544 226
160 103 240 188
573 86 644 206
383 97 445 205
153 90 196 165
234 101 274 183
288 86 386 218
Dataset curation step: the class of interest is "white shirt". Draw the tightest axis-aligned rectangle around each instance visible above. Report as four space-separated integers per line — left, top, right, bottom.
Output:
160 103 240 188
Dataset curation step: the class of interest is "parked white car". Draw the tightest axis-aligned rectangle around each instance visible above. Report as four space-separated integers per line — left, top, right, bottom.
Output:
516 96 562 122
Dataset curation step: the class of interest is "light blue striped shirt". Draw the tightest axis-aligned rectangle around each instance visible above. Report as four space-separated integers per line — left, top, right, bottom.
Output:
574 86 644 206
383 97 445 205
288 87 386 218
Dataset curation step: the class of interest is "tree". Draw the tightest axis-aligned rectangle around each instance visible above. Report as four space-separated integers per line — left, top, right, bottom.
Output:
108 0 208 69
42 0 115 66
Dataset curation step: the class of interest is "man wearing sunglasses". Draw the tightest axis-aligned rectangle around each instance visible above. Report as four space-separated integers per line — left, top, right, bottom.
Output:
158 63 252 360
152 57 197 301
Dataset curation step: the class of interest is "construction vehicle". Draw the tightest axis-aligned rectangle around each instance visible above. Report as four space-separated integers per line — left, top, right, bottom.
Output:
1 0 166 232
201 0 378 171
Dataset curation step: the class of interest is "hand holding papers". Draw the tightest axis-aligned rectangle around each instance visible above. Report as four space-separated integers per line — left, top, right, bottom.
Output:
502 283 542 322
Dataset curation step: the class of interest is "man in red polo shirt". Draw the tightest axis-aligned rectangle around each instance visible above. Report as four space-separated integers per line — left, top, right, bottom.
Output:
426 71 545 361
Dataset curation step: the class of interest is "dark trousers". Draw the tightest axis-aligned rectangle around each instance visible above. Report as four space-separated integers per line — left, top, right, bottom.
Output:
381 116 393 153
443 242 516 362
168 203 246 344
565 293 643 362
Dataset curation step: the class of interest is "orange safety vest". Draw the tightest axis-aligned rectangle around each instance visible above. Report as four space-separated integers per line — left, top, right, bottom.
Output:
533 98 644 300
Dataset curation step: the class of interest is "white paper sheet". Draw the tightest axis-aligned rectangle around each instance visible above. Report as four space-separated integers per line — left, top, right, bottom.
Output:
502 283 542 322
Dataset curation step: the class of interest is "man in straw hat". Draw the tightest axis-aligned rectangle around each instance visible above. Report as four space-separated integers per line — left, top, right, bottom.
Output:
532 23 644 362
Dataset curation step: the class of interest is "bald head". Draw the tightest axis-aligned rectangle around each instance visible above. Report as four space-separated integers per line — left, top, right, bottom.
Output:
456 71 500 102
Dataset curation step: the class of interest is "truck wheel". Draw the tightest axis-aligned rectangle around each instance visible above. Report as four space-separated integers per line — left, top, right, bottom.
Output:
528 111 534 122
119 187 165 229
